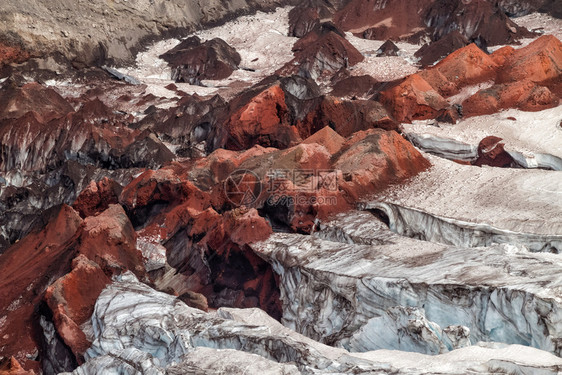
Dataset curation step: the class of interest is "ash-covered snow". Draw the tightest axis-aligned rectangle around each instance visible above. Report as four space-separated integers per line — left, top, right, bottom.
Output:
117 7 298 101
404 106 562 160
373 154 562 236
345 33 421 81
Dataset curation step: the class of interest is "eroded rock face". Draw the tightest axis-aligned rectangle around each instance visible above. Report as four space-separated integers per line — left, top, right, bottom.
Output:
0 203 147 372
419 43 498 97
425 0 535 45
279 23 364 79
288 6 320 38
44 255 111 363
160 36 241 84
224 84 299 150
378 74 449 122
0 357 35 375
0 82 74 123
497 35 562 85
415 31 469 67
473 136 515 168
333 129 432 199
498 0 562 17
462 80 559 116
72 178 122 218
376 40 400 57
334 0 534 45
334 0 430 42
0 205 82 372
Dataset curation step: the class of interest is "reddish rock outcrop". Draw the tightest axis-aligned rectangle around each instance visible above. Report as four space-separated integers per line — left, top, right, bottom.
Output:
76 204 145 277
330 74 379 98
497 35 562 85
224 84 300 150
0 357 34 375
490 46 516 67
302 126 346 155
44 255 111 362
419 43 498 97
300 96 397 137
425 0 534 45
160 36 241 84
378 74 449 122
462 81 559 117
334 0 533 45
0 82 74 122
473 136 515 168
72 177 122 218
0 201 147 372
0 205 83 371
0 95 173 173
0 42 30 66
415 31 469 67
198 207 281 317
334 129 431 199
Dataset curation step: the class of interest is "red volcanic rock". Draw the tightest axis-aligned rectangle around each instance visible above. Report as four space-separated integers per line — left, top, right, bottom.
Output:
0 43 30 65
490 46 516 67
462 81 559 117
0 82 74 122
302 126 346 155
0 205 83 371
473 136 515 168
77 204 145 277
334 129 431 199
72 177 122 218
334 0 429 42
497 35 562 84
120 168 208 210
210 207 273 248
330 74 379 98
301 96 397 137
225 84 300 150
199 207 281 317
379 74 449 123
121 167 215 241
419 43 498 96
0 202 149 371
277 142 332 171
415 31 469 67
279 23 364 79
288 7 320 38
0 357 34 375
44 255 111 362
160 36 241 84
